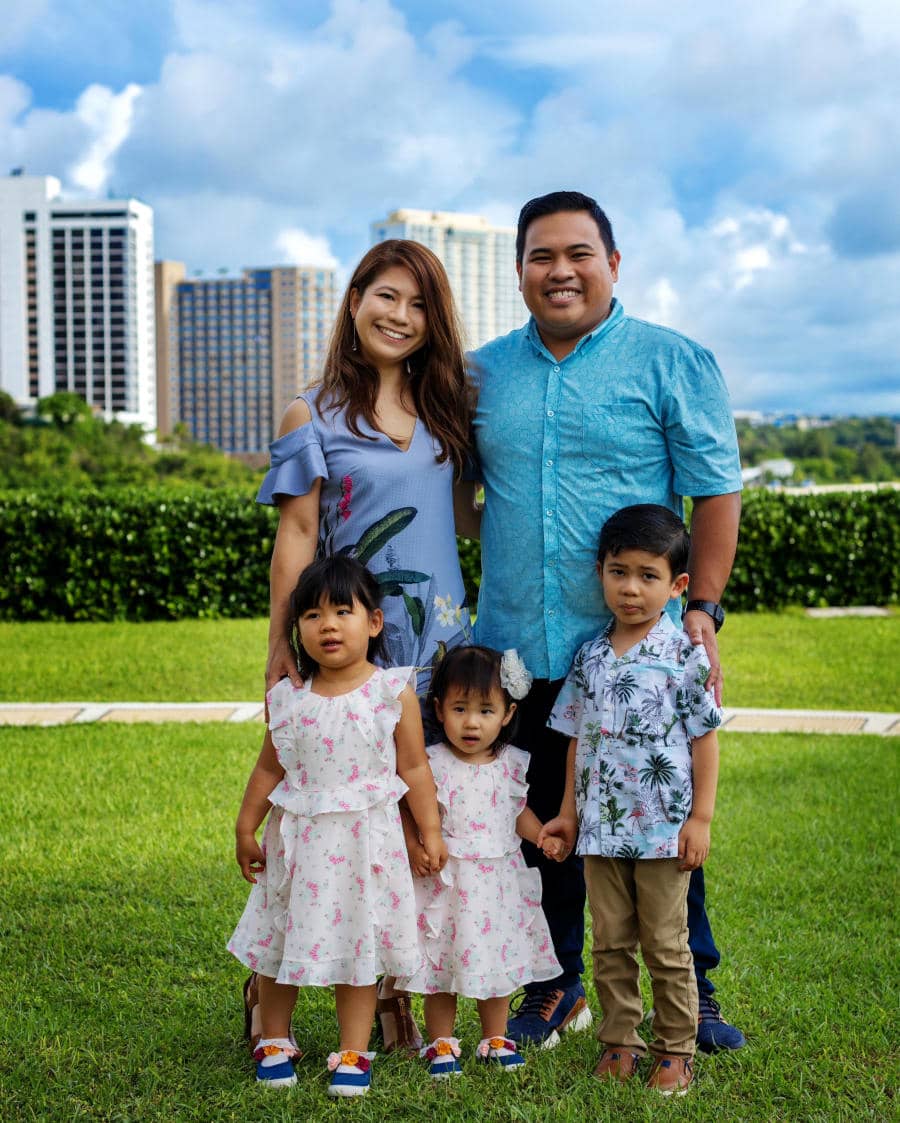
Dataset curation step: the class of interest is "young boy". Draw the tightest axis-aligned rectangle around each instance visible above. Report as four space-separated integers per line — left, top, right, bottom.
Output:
538 504 721 1096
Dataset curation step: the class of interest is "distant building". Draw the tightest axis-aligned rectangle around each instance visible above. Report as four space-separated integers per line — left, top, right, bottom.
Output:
370 209 526 349
0 172 155 430
155 264 338 455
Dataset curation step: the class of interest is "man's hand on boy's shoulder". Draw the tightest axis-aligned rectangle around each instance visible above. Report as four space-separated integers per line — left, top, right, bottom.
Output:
683 609 722 705
677 816 711 871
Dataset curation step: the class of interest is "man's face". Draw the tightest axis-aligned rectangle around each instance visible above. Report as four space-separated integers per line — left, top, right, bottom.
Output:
517 209 621 358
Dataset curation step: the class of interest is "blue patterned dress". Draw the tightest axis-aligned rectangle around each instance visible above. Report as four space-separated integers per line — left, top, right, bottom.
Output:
257 387 471 695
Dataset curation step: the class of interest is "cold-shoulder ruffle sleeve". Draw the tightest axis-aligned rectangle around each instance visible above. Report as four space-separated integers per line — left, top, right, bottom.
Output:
256 422 326 505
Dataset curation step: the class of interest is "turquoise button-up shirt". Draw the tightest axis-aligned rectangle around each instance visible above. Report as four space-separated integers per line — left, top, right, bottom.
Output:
470 300 742 681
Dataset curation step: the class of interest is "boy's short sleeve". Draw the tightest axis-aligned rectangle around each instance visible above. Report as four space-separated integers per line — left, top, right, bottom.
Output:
547 643 589 739
681 642 723 739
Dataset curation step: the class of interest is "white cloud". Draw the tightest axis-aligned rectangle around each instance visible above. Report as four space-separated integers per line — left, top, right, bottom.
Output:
275 228 338 269
70 83 142 193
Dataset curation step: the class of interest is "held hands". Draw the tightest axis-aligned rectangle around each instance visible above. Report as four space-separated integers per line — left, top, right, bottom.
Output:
236 831 266 884
421 830 449 876
404 829 448 877
536 816 578 863
677 816 711 871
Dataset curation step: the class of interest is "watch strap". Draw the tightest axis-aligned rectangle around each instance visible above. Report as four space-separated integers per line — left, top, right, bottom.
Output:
684 599 725 631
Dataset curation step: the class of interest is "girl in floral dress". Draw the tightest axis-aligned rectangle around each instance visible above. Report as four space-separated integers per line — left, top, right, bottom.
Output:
228 556 447 1097
394 646 566 1078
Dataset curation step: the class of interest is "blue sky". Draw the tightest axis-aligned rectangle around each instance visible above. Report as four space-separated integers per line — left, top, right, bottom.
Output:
2 0 899 414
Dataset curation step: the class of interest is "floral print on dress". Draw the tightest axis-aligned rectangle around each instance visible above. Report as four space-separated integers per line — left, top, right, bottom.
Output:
394 744 561 1000
549 614 722 860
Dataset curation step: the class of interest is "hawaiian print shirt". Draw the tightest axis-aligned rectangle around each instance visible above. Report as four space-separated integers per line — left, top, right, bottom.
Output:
548 613 722 859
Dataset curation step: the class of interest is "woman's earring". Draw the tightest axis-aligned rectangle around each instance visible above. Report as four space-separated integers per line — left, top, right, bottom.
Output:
405 358 412 376
352 319 358 351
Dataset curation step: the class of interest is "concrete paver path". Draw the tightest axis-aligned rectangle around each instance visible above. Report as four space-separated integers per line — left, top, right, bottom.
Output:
0 701 896 735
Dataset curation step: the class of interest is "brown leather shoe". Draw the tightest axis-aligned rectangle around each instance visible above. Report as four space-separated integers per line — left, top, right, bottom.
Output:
375 979 424 1054
243 973 300 1056
647 1054 693 1096
594 1048 642 1082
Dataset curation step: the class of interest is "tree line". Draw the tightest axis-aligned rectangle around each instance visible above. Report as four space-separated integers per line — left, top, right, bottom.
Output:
0 391 896 490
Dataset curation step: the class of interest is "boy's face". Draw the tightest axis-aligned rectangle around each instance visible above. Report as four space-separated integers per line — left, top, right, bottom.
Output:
598 548 689 631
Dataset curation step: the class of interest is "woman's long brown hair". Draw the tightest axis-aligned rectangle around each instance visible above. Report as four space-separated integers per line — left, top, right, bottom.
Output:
319 240 473 475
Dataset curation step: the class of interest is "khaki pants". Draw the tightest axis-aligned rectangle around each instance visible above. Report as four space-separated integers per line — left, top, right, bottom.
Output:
584 856 697 1059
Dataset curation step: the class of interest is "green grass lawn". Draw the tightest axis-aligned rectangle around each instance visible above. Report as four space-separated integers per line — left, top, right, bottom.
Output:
1 612 897 710
1 725 896 1121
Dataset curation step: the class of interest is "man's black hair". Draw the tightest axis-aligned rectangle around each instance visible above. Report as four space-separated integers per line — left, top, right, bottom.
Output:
597 504 690 576
516 190 617 262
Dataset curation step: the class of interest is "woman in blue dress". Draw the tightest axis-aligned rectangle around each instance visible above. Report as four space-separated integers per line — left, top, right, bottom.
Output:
260 239 474 699
245 239 478 1054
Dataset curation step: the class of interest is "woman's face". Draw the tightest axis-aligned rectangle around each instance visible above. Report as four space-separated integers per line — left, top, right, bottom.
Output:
349 265 428 375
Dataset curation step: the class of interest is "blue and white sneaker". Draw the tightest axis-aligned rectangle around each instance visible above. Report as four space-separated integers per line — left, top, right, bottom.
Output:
326 1050 375 1097
696 995 746 1053
507 982 593 1048
421 1037 463 1079
475 1036 525 1070
253 1038 300 1088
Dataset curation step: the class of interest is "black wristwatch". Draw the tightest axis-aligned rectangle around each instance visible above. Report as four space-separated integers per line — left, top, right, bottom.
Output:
684 600 725 632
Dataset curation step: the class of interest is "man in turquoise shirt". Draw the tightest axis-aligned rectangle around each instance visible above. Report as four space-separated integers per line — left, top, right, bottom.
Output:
463 191 744 1054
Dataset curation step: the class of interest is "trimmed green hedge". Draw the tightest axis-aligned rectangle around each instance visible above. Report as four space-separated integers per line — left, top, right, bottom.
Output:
0 487 897 621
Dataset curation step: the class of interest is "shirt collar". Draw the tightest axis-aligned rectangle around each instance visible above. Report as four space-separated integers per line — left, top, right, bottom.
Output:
525 298 624 363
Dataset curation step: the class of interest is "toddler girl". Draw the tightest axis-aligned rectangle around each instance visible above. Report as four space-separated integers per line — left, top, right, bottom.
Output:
395 646 565 1077
228 555 446 1097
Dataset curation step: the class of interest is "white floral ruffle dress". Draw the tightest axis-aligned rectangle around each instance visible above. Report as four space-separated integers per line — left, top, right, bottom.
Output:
227 667 423 987
395 743 561 1000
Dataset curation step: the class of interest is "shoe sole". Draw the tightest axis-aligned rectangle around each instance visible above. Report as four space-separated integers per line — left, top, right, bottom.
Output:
327 1086 369 1097
256 1075 297 1089
539 1001 594 1050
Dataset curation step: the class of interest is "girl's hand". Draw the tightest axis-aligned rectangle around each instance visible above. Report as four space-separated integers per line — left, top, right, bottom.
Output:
236 832 266 884
422 831 449 874
539 835 570 863
677 816 711 871
536 815 577 859
408 840 433 879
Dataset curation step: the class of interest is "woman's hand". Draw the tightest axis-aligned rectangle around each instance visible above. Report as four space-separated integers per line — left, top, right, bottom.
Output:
266 635 303 691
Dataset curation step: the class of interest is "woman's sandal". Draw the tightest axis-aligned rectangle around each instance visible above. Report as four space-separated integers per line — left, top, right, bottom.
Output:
243 973 300 1057
374 978 424 1055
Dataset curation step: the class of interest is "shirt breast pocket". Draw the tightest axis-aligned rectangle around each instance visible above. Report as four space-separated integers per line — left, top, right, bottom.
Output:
581 403 656 470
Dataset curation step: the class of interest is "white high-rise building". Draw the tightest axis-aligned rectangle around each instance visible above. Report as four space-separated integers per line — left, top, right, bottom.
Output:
370 209 526 349
0 172 155 430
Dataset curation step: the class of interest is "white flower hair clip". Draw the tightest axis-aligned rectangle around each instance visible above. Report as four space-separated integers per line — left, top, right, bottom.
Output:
499 649 532 700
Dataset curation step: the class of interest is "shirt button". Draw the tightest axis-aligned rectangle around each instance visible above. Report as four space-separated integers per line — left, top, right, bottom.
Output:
546 459 553 466
553 365 560 373
546 509 553 517
548 609 556 616
547 409 555 417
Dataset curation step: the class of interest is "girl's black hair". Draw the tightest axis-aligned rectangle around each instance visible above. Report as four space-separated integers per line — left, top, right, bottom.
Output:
428 645 519 751
288 555 386 679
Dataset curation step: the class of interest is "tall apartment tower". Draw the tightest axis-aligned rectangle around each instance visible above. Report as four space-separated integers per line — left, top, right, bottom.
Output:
155 264 338 455
0 172 155 429
370 209 526 349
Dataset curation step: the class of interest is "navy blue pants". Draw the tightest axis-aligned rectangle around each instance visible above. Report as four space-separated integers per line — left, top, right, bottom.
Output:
516 679 719 997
